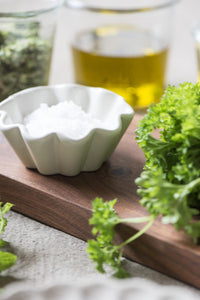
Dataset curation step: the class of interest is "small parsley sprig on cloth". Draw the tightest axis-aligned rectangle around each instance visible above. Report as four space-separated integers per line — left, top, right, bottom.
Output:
87 83 200 277
87 197 154 278
0 202 17 272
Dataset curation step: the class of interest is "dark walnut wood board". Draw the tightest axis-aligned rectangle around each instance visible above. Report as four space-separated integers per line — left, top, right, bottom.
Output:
0 113 200 288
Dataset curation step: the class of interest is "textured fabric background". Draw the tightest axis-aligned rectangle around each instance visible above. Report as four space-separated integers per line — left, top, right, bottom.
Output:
1 211 200 298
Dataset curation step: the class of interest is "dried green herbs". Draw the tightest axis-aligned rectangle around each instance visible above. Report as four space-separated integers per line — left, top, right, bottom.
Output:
0 22 52 101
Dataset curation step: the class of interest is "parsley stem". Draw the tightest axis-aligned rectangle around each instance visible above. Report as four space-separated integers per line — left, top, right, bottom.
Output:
187 177 200 190
117 217 155 249
118 216 152 224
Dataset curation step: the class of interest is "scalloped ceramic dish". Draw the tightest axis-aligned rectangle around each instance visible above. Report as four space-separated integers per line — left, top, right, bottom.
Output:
2 279 199 300
0 84 134 176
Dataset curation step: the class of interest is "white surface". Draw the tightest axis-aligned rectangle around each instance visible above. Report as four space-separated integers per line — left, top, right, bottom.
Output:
0 84 133 175
2 0 200 297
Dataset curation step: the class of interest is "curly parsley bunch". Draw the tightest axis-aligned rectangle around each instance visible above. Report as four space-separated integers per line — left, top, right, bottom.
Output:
88 83 200 277
136 82 200 242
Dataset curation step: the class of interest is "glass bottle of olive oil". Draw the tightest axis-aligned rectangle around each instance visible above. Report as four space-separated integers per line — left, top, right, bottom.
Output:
72 26 168 109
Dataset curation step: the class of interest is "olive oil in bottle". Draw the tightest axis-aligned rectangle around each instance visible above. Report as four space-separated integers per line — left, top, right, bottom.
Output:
72 26 168 109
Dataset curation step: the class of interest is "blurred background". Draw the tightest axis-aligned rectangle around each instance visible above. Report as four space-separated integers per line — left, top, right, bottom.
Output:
50 0 200 87
0 0 199 108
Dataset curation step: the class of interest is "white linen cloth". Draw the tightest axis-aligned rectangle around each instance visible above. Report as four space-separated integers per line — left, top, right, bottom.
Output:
1 211 200 299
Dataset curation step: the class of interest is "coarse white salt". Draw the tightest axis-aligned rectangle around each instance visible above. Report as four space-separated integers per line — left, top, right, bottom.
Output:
23 101 108 139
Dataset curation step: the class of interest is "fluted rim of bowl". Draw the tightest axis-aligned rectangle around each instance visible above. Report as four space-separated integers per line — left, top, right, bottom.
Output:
1 277 198 300
0 84 134 143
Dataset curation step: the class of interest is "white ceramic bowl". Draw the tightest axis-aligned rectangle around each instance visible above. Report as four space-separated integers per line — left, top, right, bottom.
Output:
0 84 134 176
2 278 198 300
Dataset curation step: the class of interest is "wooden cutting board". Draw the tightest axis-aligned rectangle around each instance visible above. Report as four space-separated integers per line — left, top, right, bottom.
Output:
0 113 200 288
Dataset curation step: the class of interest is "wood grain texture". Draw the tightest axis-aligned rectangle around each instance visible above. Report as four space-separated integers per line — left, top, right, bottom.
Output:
0 113 200 288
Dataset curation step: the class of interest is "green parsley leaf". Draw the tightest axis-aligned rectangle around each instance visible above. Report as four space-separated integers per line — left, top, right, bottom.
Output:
0 202 13 234
0 202 16 273
136 168 200 242
0 239 8 248
0 251 17 272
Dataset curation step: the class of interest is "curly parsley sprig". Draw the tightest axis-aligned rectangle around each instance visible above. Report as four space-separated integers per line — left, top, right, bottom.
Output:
87 197 154 278
135 82 200 184
136 169 200 242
